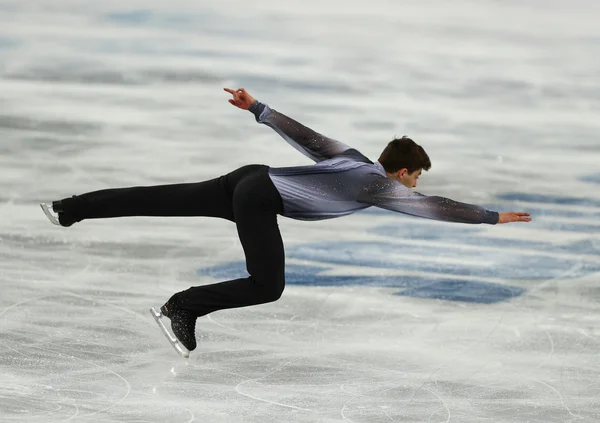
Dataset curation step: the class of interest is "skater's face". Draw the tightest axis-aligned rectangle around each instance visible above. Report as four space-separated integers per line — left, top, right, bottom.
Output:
397 168 422 188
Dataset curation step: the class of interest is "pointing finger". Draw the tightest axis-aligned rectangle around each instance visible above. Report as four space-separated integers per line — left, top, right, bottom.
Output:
224 88 235 94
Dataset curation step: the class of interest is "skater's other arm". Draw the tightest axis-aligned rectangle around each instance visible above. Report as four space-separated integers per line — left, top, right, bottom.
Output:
224 87 351 162
358 178 531 225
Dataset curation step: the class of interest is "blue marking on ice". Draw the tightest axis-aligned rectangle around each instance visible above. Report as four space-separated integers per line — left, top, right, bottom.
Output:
396 280 524 304
104 10 208 28
196 261 525 304
105 10 153 24
581 173 600 184
0 37 19 50
288 241 599 280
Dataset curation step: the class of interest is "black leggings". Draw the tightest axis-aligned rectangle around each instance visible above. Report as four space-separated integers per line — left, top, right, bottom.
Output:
60 165 285 317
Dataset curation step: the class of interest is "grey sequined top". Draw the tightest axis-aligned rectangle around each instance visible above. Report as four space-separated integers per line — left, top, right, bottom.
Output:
249 101 499 225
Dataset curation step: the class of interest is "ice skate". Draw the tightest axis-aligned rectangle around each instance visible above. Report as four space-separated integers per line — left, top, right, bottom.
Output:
40 200 77 227
40 203 61 226
160 301 198 351
150 303 197 357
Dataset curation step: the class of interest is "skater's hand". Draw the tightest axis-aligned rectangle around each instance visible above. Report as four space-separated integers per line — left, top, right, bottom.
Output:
224 87 256 110
497 212 531 224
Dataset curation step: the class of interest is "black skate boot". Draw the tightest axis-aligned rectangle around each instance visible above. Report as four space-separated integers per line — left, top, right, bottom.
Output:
52 199 78 227
160 300 197 351
40 199 78 227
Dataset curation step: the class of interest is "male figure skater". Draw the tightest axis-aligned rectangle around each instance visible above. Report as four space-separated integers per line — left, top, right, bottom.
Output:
41 87 531 353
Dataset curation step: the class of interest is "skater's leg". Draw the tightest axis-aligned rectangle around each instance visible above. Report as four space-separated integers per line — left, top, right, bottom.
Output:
54 164 265 224
166 167 285 317
171 220 284 317
58 179 233 222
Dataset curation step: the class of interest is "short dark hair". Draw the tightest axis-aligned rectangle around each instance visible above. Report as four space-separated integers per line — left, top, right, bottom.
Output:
378 136 431 174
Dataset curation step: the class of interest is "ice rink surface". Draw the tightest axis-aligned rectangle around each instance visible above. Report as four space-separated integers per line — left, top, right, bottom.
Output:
1 0 600 421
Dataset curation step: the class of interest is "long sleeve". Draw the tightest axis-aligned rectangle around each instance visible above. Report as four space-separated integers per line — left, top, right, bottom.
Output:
357 177 499 224
249 101 351 162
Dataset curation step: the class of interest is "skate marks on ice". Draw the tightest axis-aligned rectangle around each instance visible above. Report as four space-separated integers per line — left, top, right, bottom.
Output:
233 357 313 412
0 291 205 422
179 285 600 422
0 294 133 421
2 251 600 421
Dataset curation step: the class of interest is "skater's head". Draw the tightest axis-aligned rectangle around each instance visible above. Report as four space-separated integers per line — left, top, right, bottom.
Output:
378 136 431 188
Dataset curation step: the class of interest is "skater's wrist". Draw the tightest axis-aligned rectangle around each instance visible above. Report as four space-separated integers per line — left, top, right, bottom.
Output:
249 100 266 120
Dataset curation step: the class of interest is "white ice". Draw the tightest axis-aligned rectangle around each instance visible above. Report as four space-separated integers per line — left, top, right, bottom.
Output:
1 0 600 422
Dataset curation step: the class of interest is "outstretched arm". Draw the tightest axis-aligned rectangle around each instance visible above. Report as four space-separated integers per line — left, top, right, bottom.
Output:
358 178 531 225
224 87 351 162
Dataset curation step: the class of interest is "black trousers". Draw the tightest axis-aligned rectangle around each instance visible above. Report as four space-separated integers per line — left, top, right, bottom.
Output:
60 165 285 317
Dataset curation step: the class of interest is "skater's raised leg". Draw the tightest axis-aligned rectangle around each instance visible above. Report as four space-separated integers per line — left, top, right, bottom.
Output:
42 164 265 226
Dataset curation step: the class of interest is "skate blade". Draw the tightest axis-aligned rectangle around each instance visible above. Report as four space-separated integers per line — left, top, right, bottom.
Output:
40 203 60 226
149 307 190 358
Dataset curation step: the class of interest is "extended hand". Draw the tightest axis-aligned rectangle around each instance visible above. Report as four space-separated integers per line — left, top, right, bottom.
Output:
223 87 255 110
498 212 531 224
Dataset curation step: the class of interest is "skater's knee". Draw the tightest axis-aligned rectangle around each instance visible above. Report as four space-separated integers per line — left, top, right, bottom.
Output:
266 283 285 302
252 274 285 303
